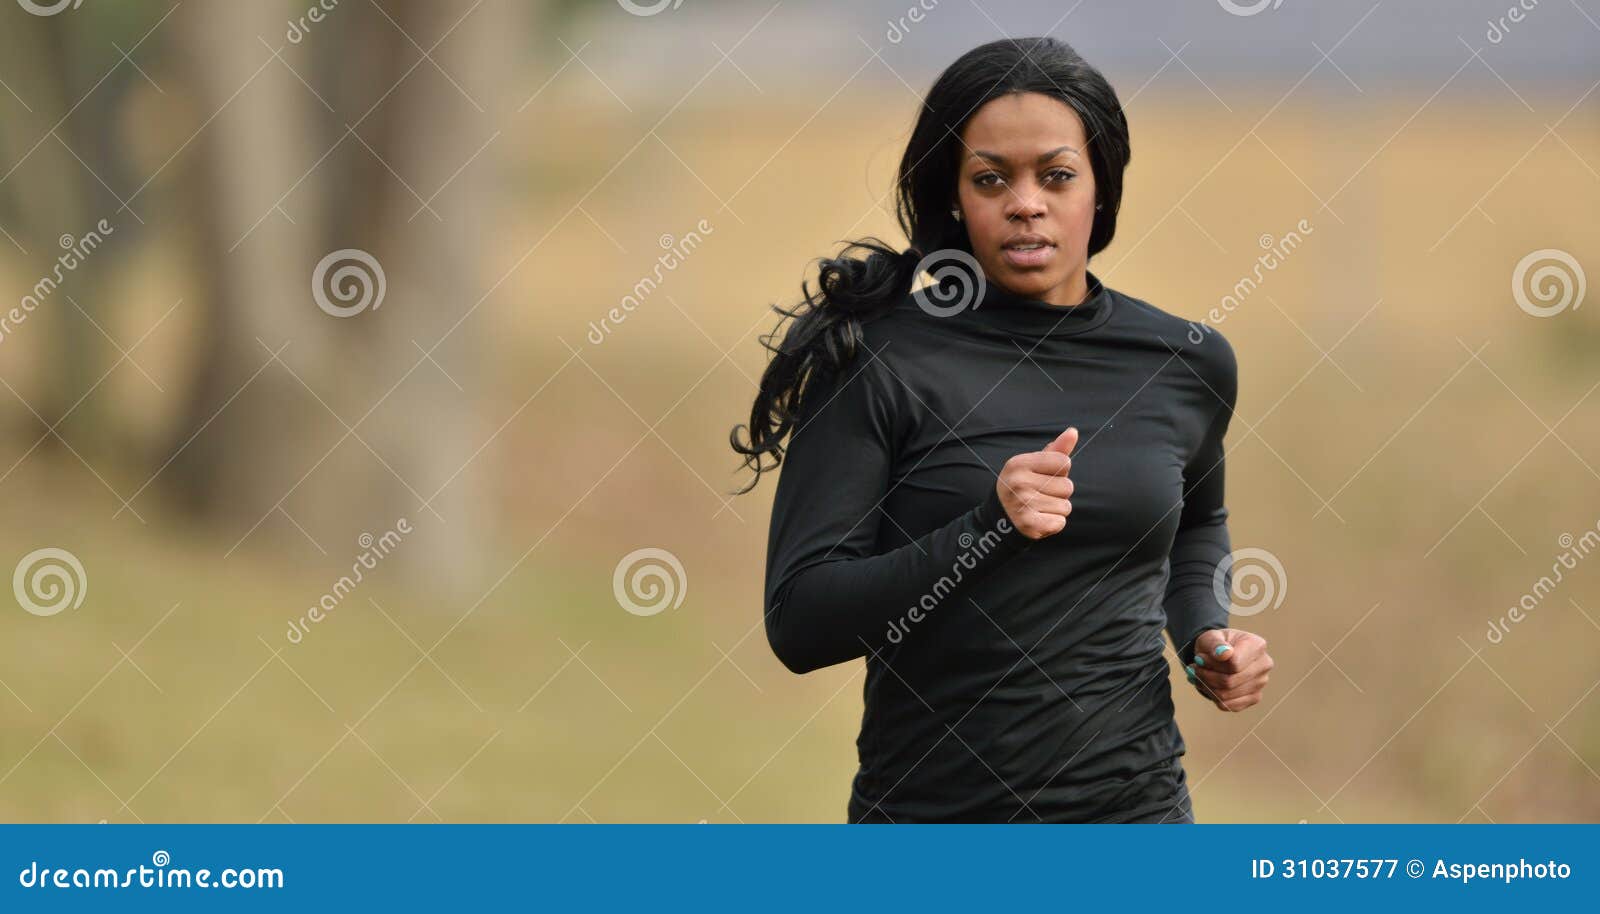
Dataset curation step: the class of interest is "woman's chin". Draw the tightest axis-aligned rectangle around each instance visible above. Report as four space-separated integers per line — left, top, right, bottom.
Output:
990 270 1059 301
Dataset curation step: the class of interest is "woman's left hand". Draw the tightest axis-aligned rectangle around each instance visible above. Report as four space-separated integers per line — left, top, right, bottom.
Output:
1187 628 1273 712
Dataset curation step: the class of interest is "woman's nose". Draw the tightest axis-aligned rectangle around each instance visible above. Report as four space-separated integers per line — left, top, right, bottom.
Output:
1004 185 1047 221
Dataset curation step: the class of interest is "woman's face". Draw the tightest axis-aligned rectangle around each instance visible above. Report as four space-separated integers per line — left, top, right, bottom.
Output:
954 92 1099 306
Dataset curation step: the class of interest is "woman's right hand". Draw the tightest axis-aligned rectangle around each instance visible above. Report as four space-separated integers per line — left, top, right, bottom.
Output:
995 426 1078 540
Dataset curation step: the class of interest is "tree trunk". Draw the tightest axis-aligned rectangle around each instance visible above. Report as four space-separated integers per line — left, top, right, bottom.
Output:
160 0 521 596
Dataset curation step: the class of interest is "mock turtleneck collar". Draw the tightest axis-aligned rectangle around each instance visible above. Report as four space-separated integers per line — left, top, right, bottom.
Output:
962 268 1116 339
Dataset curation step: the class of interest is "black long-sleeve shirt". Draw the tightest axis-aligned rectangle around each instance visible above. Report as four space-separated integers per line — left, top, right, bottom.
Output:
762 268 1238 823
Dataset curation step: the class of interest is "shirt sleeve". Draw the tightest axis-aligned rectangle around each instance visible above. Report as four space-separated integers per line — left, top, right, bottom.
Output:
763 344 1035 674
1164 338 1239 669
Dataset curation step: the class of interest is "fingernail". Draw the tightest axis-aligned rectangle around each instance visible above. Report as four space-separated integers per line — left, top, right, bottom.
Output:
1185 665 1197 681
1193 654 1205 667
1214 644 1232 657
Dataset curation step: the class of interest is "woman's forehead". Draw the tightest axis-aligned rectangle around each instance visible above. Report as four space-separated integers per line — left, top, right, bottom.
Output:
960 93 1087 154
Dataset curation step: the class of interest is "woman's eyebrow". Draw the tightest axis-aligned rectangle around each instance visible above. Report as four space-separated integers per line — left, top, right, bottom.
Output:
968 145 1080 166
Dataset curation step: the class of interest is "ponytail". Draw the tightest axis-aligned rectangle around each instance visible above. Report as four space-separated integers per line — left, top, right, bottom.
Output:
728 238 920 494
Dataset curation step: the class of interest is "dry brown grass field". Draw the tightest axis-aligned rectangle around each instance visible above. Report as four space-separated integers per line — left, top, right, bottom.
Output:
2 90 1596 823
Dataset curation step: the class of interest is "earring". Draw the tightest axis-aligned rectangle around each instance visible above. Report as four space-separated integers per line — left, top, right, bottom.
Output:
950 208 962 221
1095 203 1103 210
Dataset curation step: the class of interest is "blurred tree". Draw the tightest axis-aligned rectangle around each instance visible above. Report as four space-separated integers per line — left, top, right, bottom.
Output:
158 0 528 592
0 6 152 459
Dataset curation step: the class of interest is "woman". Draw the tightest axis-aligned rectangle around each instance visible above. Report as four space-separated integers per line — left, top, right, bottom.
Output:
729 37 1273 824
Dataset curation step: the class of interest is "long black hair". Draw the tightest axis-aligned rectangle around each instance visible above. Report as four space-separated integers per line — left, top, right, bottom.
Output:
729 36 1131 494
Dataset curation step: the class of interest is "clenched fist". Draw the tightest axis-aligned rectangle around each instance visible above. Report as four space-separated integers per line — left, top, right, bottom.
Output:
1186 628 1273 712
996 426 1078 541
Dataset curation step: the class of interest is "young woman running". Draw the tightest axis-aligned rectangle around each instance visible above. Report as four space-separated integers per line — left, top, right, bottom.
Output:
730 37 1274 824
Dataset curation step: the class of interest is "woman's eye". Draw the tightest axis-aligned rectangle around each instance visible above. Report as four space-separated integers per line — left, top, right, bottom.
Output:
975 171 1071 188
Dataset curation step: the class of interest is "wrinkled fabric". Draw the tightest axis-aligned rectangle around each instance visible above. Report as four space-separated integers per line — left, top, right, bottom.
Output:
764 269 1238 824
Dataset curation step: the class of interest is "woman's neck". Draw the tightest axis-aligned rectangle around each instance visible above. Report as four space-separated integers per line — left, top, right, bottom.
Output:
994 268 1089 307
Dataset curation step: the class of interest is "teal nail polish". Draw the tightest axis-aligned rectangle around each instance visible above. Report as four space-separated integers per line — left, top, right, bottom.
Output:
1214 643 1232 657
1194 654 1205 667
1185 665 1197 681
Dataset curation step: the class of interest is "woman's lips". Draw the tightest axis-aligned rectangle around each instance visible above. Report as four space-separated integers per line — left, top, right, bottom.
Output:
1001 243 1055 269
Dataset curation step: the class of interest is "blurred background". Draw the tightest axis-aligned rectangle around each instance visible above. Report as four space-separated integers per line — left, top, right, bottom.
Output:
0 0 1596 823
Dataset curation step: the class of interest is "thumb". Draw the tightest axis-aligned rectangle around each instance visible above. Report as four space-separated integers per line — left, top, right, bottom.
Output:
1043 426 1078 456
1193 628 1237 669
